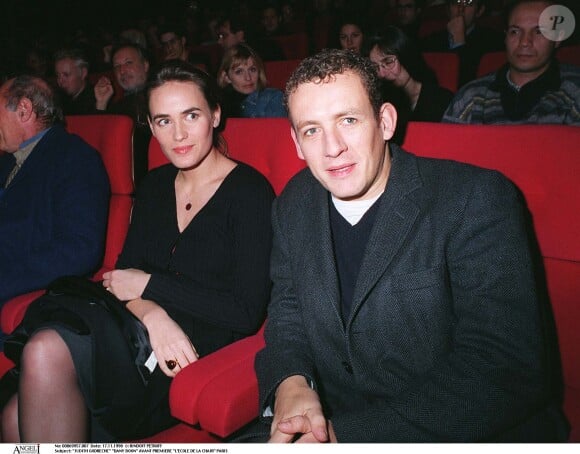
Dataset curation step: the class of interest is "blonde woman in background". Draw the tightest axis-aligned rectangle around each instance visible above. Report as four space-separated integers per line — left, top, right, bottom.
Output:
217 43 286 118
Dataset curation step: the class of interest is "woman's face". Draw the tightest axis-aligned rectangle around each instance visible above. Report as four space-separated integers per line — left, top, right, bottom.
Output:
148 80 220 170
226 58 259 95
339 24 364 54
369 45 409 88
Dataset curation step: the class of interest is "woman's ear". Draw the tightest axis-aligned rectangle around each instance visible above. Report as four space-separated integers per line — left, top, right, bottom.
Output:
212 105 221 128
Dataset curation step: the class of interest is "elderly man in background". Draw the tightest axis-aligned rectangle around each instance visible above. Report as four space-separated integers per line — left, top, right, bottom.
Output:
0 75 109 346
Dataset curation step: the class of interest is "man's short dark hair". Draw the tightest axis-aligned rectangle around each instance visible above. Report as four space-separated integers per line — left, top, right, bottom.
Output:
285 48 383 118
3 75 64 128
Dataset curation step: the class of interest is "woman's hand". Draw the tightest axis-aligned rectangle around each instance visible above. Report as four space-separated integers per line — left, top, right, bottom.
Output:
102 268 151 302
138 304 199 377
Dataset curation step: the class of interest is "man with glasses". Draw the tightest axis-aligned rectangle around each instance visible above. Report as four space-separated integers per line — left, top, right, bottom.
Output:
443 0 580 125
421 0 504 86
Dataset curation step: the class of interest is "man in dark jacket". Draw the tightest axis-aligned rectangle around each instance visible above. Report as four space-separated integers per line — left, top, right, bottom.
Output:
0 75 109 344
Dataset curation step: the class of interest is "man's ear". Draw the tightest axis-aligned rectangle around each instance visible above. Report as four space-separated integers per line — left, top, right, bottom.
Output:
80 66 88 81
290 125 305 160
379 102 397 142
17 98 34 123
476 4 486 19
236 30 245 42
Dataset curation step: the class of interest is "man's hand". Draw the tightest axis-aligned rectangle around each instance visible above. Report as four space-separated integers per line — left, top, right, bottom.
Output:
447 14 467 46
268 375 336 443
102 268 151 302
94 76 114 111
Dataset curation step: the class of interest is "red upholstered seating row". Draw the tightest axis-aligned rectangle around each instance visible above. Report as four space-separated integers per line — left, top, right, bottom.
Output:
148 120 580 442
264 52 460 93
2 119 579 443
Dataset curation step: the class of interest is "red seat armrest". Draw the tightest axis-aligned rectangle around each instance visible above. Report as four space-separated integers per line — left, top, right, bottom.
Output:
1 290 45 334
169 329 264 432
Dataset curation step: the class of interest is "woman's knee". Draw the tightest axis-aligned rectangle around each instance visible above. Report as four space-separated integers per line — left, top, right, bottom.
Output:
1 394 20 442
21 330 74 379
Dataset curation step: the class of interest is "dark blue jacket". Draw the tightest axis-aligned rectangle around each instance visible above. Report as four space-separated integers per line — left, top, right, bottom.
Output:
0 125 110 305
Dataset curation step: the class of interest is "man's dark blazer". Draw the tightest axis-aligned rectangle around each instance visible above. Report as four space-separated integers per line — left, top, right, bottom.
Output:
0 125 110 305
256 145 568 442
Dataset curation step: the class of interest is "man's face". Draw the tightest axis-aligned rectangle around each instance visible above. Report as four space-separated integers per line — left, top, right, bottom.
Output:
505 1 556 77
55 58 86 97
112 47 149 93
0 81 24 152
288 71 396 202
217 22 243 49
396 0 420 26
160 32 186 60
262 7 280 33
448 0 482 29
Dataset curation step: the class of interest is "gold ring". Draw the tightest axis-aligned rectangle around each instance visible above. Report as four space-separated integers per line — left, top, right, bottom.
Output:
165 359 178 370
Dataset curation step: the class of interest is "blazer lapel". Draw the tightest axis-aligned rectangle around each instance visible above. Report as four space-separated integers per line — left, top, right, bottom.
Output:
300 180 342 324
349 146 423 325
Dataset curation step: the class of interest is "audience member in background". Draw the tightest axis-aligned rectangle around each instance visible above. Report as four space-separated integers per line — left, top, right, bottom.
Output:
421 0 504 86
335 16 367 54
0 75 109 346
53 48 96 115
217 43 286 118
94 43 151 184
216 12 285 61
367 26 453 127
253 48 569 443
443 0 580 125
158 22 211 71
0 60 274 442
395 0 425 40
22 47 51 80
280 0 305 34
259 4 287 37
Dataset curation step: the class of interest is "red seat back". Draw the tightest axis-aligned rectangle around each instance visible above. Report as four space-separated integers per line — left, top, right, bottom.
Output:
271 33 310 60
148 118 306 195
423 52 460 92
264 58 302 90
66 115 134 275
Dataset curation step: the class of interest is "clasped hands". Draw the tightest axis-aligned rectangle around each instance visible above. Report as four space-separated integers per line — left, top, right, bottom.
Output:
269 375 337 443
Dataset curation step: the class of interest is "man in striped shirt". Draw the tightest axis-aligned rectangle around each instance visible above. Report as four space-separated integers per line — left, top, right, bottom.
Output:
443 0 580 125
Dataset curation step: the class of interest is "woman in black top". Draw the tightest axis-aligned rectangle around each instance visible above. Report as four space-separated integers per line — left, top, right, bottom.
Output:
367 26 454 125
1 60 274 442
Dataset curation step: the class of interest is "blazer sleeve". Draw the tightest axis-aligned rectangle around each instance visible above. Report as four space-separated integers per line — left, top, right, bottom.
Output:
330 172 555 441
255 197 320 416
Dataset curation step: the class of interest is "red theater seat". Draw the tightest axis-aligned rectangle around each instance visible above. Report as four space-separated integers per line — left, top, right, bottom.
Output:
423 52 460 92
264 59 302 90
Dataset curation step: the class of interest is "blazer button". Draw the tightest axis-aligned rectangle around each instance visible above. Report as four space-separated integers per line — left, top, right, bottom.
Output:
342 361 353 374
